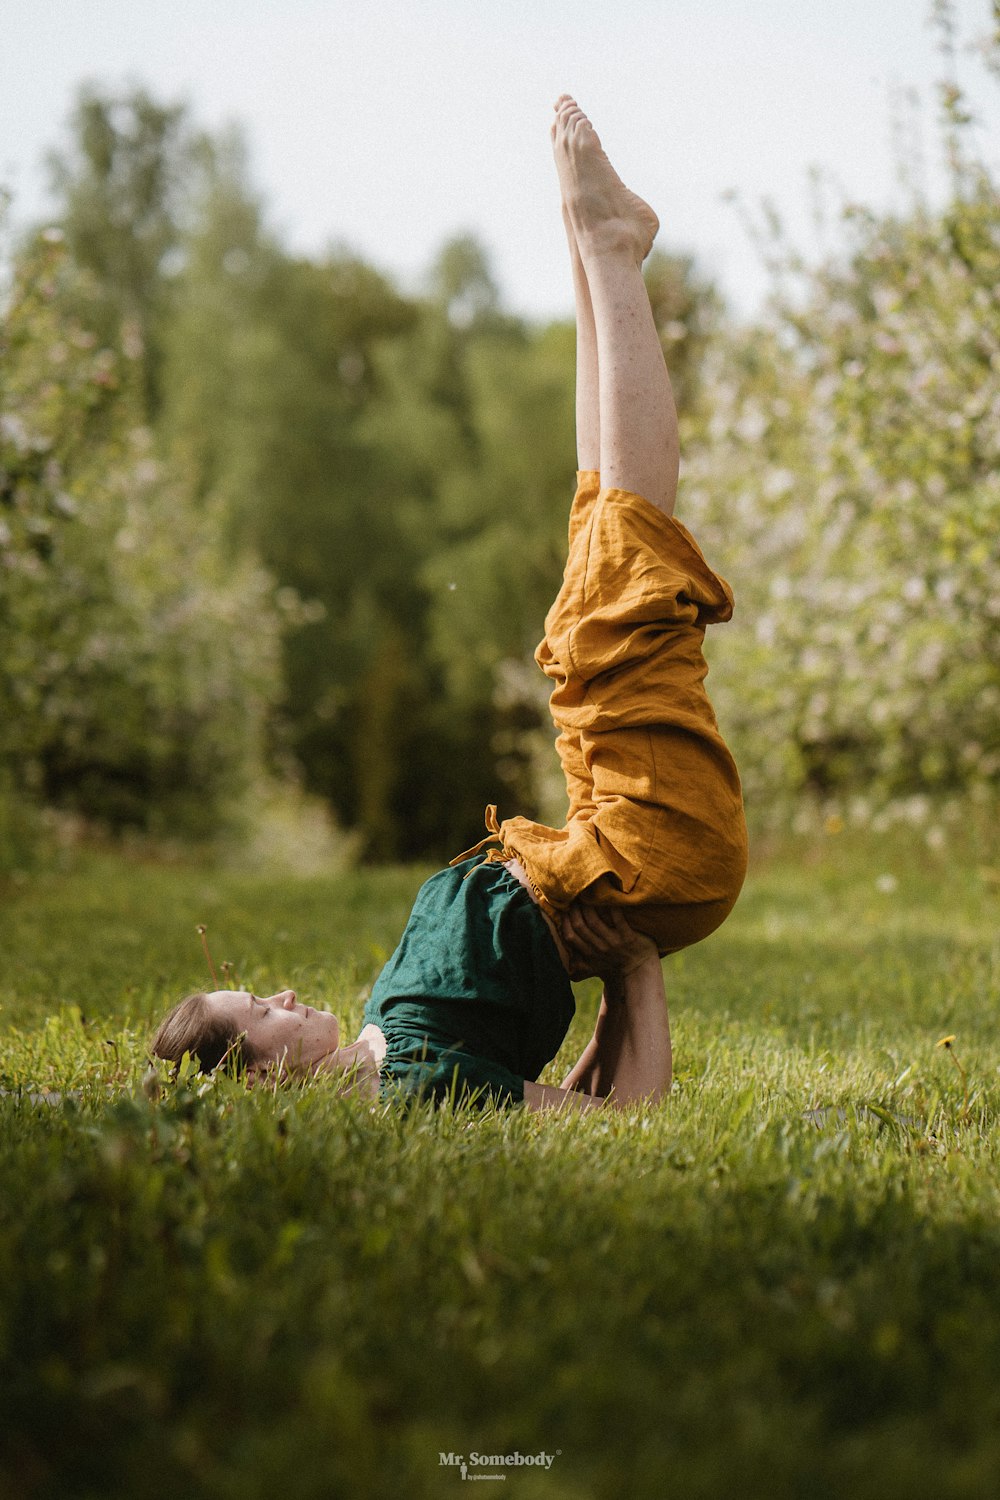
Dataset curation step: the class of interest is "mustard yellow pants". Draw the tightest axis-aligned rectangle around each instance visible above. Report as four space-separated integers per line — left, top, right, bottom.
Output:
457 471 748 956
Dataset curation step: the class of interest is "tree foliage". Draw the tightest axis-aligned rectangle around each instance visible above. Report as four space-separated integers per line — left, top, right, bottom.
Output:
5 27 998 867
45 87 198 417
0 229 281 854
682 123 1000 829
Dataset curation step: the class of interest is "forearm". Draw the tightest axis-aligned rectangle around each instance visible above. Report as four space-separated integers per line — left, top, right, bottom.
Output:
560 991 613 1093
523 1078 605 1112
603 957 672 1104
560 956 671 1106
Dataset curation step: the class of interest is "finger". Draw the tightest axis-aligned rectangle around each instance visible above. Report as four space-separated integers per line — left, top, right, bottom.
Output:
567 929 607 956
603 907 639 938
561 906 595 947
571 905 622 945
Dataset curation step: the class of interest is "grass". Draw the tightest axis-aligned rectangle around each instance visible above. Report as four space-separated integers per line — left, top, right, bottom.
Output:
1 825 1000 1499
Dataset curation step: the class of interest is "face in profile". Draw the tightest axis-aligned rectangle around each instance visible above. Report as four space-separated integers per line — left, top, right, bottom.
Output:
207 989 341 1074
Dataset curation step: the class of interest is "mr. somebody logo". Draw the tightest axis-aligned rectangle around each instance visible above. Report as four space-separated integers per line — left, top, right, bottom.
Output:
439 1450 561 1481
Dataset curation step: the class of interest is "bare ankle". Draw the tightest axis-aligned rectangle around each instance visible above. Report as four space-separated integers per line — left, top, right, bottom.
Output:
577 234 642 271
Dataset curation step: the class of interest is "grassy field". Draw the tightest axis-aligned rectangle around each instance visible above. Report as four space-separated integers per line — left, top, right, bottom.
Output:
1 824 999 1499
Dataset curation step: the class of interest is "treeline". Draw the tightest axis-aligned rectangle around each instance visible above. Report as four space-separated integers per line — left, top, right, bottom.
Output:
2 26 999 870
682 70 1000 835
0 86 712 867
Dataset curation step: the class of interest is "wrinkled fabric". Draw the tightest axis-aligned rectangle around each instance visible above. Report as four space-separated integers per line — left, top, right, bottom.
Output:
460 472 748 955
363 858 576 1107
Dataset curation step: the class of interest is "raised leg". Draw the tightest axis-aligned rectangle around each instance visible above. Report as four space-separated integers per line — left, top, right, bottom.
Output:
552 96 679 516
560 199 601 472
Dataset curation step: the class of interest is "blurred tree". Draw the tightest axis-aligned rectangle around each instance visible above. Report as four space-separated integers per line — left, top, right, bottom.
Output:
157 124 278 504
160 166 437 857
680 123 1000 827
644 248 725 418
46 86 200 417
0 231 282 857
429 232 501 329
25 86 727 862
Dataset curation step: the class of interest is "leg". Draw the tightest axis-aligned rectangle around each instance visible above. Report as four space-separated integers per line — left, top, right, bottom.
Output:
549 155 602 812
552 96 679 516
490 99 746 953
560 198 600 472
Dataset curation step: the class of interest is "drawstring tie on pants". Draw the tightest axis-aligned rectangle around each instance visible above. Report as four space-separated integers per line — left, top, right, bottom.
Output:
450 804 514 871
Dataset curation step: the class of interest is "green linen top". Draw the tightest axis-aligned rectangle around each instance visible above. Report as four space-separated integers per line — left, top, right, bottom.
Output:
362 857 576 1107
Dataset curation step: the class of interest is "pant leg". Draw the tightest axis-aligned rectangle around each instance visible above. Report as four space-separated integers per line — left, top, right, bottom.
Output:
498 481 748 956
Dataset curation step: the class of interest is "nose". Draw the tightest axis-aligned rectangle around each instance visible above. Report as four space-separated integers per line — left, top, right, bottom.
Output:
280 990 297 1008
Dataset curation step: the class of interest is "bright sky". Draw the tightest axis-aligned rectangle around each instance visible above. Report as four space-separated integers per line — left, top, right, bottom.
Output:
2 0 998 322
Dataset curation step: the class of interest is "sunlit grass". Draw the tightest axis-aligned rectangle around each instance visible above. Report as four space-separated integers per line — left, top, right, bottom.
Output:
1 826 999 1498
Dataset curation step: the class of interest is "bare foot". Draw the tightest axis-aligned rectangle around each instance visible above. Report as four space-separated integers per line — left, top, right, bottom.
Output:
551 95 659 264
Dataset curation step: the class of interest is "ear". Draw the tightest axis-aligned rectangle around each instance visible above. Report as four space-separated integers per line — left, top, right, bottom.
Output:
244 1058 287 1091
243 1061 271 1091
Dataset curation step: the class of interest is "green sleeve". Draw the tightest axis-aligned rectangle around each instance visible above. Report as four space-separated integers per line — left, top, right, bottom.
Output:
384 1048 526 1109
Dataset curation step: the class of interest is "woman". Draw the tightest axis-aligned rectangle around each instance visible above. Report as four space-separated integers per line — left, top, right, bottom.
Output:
152 97 747 1112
